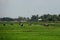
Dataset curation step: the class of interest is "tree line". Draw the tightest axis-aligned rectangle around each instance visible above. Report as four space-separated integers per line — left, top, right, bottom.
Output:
0 14 60 22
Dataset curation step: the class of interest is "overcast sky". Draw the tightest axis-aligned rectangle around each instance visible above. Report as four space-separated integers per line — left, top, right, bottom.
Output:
0 0 60 18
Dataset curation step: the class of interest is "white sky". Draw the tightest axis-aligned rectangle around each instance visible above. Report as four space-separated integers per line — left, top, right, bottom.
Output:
0 0 60 18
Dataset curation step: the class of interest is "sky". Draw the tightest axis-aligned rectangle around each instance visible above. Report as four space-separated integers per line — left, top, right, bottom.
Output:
0 0 60 18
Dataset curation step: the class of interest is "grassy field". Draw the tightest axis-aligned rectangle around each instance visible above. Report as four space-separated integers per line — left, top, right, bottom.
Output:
0 22 60 40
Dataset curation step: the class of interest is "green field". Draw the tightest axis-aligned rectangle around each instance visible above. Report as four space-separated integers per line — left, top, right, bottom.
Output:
0 22 60 40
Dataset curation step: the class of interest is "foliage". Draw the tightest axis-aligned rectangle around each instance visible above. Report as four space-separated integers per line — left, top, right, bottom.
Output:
0 17 14 21
0 14 60 22
31 15 39 22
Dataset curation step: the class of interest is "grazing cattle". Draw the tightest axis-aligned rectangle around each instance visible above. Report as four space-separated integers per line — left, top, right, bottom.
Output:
29 22 32 26
21 24 23 26
3 24 6 26
44 23 49 26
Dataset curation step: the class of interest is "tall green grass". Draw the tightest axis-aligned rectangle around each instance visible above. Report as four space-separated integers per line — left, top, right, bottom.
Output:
0 22 60 40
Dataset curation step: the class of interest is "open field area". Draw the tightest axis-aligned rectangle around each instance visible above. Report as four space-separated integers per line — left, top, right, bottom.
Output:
0 22 60 40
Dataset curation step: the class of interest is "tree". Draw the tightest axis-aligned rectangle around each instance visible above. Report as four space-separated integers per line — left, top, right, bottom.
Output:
58 14 60 21
52 15 58 21
31 15 39 22
17 16 24 22
26 17 30 22
1 17 14 21
40 14 51 21
40 14 58 22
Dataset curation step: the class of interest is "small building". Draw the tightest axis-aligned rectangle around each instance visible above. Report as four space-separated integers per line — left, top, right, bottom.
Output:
38 19 42 21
